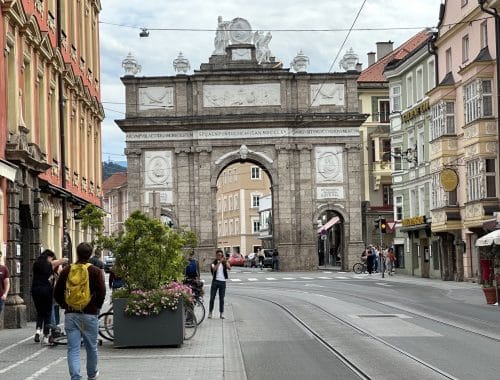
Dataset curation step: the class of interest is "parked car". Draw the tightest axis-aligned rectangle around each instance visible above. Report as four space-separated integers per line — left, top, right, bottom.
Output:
228 253 245 266
262 249 274 268
104 255 115 273
244 250 273 268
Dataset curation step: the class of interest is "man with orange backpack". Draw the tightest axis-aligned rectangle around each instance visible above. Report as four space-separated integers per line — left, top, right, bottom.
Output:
55 242 106 380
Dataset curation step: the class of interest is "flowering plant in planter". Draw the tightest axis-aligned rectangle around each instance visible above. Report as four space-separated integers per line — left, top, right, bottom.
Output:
123 282 194 317
110 211 197 313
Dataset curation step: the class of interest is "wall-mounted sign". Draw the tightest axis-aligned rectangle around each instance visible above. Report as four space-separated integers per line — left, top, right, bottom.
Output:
402 100 430 123
402 215 426 227
440 168 458 192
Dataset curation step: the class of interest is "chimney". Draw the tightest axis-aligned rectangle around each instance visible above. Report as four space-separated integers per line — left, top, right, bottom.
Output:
367 52 376 66
376 41 394 60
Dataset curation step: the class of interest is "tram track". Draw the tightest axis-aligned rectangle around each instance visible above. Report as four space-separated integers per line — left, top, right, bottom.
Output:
234 279 500 343
240 292 461 380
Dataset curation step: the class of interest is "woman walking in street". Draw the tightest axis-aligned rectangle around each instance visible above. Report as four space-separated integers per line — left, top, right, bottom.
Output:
208 249 230 319
31 249 68 343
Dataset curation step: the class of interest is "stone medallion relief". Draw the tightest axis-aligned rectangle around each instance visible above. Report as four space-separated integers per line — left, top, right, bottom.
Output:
203 83 281 107
144 151 172 188
310 83 345 106
315 146 344 199
138 86 174 111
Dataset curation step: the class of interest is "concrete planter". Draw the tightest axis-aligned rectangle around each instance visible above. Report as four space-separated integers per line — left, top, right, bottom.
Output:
113 298 184 347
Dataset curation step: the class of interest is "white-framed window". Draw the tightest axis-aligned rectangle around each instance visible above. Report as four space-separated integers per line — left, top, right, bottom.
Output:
228 195 233 211
394 195 403 221
235 218 239 234
251 194 260 208
427 57 435 89
223 196 227 211
416 66 423 101
467 159 481 201
417 126 424 165
393 147 402 171
229 220 233 235
390 84 401 112
480 21 488 49
251 166 261 179
406 74 413 107
418 185 426 216
408 130 416 168
217 198 221 212
464 79 493 124
410 188 417 217
234 194 239 209
224 221 228 236
252 218 260 233
462 34 469 63
378 99 390 123
445 48 452 73
430 101 455 140
486 159 496 198
218 222 221 236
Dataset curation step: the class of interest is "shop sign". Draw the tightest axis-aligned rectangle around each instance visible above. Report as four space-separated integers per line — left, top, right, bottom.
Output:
402 215 426 227
440 168 458 192
402 100 430 123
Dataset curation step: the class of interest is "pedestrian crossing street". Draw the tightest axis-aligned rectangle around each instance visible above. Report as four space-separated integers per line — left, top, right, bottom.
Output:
208 271 377 283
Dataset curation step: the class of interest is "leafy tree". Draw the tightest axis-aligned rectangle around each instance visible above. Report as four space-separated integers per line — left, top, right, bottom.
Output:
113 211 197 291
77 204 114 253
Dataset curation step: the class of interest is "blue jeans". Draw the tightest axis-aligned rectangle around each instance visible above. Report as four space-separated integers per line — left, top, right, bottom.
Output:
0 299 4 313
209 280 226 314
65 313 99 380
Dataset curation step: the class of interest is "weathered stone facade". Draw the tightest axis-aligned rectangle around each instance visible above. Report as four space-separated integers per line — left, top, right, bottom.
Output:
116 41 367 271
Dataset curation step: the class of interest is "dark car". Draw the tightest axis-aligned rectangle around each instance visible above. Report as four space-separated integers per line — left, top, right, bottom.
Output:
262 249 274 268
104 255 115 273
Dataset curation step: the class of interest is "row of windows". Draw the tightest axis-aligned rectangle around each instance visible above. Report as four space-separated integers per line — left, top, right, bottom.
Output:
218 166 262 186
217 194 261 212
217 218 261 236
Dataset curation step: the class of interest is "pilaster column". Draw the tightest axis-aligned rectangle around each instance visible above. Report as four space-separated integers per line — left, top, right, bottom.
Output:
174 147 192 228
124 148 142 213
194 147 213 245
4 181 26 328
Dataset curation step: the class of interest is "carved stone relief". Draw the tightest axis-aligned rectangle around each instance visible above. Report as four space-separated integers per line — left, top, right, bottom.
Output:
310 84 345 106
144 151 172 188
138 87 174 111
315 146 343 184
203 84 280 107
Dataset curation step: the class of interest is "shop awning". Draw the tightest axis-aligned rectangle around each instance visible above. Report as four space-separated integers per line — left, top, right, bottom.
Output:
476 229 500 247
317 216 339 234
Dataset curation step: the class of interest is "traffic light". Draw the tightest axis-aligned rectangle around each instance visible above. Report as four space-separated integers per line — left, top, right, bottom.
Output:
373 218 380 229
380 218 387 233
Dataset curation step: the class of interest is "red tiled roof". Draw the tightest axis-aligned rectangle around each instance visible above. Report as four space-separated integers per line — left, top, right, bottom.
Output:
102 172 127 193
358 30 430 83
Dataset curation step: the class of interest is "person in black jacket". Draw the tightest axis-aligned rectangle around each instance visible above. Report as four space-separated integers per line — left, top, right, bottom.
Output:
208 249 230 319
54 242 106 380
31 249 68 343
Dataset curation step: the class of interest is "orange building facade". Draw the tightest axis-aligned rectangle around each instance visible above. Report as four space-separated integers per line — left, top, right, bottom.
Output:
0 0 103 328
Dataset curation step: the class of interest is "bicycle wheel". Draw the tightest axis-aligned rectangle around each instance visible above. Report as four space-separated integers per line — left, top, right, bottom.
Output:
193 298 205 326
353 262 363 274
184 306 197 340
98 312 114 341
50 334 67 346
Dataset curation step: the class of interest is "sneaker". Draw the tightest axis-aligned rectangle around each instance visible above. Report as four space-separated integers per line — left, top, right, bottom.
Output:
220 314 225 319
41 335 49 345
88 371 99 380
34 329 41 343
208 312 212 319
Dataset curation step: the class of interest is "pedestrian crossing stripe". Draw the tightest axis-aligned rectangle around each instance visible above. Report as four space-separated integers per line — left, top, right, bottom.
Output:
318 276 332 279
282 277 295 280
300 277 314 279
230 279 242 282
248 278 258 281
266 278 277 280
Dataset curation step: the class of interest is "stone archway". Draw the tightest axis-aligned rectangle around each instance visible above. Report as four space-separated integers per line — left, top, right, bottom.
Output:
116 23 367 271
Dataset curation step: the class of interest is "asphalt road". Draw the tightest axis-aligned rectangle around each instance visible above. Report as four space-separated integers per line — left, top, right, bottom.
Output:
1 269 499 380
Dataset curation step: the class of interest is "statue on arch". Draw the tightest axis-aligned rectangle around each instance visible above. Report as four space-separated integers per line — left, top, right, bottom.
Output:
254 30 272 64
213 16 231 55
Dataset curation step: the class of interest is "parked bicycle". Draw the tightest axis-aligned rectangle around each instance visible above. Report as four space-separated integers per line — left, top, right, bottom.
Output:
183 278 206 326
352 261 368 274
98 305 114 342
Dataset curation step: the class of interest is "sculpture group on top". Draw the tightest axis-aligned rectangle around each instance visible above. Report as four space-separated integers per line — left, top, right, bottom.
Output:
213 16 274 64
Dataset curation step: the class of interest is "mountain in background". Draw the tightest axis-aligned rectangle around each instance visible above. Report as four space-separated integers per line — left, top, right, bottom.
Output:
103 161 127 181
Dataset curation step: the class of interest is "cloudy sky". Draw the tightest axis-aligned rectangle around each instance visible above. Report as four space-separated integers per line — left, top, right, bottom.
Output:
99 0 441 163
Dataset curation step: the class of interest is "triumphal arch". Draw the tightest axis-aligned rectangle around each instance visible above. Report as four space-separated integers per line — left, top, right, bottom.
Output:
116 17 367 270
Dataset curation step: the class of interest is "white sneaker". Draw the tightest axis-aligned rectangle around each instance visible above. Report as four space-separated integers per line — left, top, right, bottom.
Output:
88 371 99 380
41 335 49 345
